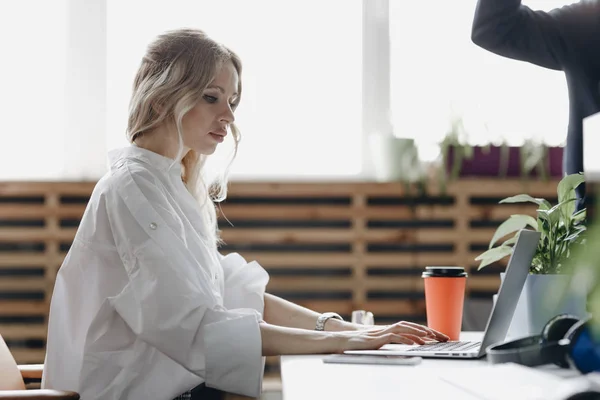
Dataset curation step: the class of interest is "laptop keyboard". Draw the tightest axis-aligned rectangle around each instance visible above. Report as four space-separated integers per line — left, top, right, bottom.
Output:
407 341 481 352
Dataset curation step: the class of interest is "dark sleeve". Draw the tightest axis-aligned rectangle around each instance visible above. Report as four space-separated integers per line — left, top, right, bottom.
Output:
471 0 592 71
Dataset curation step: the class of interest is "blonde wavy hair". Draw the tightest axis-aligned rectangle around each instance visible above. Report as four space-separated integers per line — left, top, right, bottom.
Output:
126 28 242 246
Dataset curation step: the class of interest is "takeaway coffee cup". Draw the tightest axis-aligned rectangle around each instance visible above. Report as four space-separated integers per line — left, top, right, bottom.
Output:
422 266 468 340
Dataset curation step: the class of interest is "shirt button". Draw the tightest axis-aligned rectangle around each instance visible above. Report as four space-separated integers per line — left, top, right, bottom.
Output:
149 222 157 230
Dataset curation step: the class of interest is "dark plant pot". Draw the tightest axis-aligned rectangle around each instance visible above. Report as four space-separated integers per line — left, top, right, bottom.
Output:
446 145 563 178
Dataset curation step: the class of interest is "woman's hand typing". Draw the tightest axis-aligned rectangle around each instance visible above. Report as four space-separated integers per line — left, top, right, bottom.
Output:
335 321 449 352
365 321 449 343
259 320 449 356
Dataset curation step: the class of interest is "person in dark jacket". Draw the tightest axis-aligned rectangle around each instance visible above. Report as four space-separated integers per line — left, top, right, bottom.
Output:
471 0 600 212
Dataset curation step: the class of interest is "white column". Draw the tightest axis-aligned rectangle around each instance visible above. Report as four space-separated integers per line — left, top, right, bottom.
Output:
63 0 107 180
362 0 392 178
584 112 600 182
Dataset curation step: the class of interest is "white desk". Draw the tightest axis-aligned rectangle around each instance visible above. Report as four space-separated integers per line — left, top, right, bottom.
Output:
280 332 582 400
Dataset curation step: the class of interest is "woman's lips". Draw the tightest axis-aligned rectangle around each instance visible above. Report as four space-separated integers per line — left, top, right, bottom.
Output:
209 132 225 143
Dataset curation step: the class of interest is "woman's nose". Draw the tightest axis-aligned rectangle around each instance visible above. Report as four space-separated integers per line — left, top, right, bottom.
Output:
220 106 235 124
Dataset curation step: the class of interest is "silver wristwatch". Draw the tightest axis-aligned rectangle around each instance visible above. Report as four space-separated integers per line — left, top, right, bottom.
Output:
315 312 343 331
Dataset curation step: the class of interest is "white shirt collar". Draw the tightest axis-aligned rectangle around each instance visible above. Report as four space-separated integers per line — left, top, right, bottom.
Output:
108 145 183 178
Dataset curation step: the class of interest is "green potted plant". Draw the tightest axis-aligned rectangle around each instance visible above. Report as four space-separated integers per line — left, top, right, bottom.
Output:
437 116 516 194
520 138 549 181
475 173 588 338
438 116 562 191
438 115 474 193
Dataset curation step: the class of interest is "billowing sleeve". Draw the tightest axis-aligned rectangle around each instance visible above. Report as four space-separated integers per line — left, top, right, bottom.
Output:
471 0 592 70
104 165 264 397
219 252 270 313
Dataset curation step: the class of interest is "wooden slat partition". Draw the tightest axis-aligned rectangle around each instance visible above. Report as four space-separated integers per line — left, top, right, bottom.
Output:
0 179 560 374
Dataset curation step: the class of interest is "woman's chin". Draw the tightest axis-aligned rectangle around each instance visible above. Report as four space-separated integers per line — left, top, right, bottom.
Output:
194 144 218 156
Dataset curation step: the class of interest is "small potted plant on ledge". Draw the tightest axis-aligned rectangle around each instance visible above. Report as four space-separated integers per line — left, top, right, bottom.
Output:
439 114 564 188
475 173 588 338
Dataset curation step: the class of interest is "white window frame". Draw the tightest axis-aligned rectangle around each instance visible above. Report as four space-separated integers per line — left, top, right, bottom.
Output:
361 0 392 179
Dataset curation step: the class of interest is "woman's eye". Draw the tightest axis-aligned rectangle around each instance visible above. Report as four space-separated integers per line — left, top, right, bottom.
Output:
203 95 218 103
229 103 238 110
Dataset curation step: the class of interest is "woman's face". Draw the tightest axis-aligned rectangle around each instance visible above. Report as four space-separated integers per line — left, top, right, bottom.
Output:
181 61 239 155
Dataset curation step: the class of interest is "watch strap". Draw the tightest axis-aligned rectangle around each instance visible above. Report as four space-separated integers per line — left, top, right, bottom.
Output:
315 312 343 331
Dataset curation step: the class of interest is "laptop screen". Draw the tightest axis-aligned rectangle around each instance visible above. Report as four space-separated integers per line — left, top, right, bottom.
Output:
477 229 541 355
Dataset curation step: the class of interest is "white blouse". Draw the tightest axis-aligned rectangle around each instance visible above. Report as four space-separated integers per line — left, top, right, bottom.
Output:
42 146 269 399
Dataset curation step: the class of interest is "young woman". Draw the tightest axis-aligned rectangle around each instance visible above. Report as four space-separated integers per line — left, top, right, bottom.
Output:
42 28 448 400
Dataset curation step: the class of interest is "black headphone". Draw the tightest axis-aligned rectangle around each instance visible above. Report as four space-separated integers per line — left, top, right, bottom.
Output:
487 314 600 374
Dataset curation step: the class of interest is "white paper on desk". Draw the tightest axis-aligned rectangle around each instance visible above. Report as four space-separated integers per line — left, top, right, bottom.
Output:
434 363 595 400
283 358 483 400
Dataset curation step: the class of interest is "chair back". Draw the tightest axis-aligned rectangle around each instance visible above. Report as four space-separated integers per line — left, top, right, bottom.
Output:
0 334 26 390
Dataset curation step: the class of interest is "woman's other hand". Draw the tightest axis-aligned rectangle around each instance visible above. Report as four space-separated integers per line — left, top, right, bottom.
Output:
368 321 450 343
335 321 448 353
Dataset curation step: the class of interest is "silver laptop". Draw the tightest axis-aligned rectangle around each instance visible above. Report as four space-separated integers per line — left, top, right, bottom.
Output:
346 229 541 359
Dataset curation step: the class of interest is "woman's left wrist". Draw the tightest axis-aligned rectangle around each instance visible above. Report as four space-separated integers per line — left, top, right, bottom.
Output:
325 318 362 332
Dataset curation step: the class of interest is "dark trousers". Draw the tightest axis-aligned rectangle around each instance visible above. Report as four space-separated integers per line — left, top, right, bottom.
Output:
173 383 225 400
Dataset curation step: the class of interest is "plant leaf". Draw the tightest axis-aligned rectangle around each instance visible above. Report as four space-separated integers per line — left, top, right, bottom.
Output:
573 208 587 223
564 226 587 242
553 198 579 228
522 144 545 175
464 144 474 159
557 173 585 214
501 235 519 247
475 246 514 270
538 205 562 227
489 215 538 249
500 194 551 210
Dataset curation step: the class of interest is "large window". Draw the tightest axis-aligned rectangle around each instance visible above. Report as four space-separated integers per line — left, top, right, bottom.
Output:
0 0 576 180
389 0 571 161
0 1 67 180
